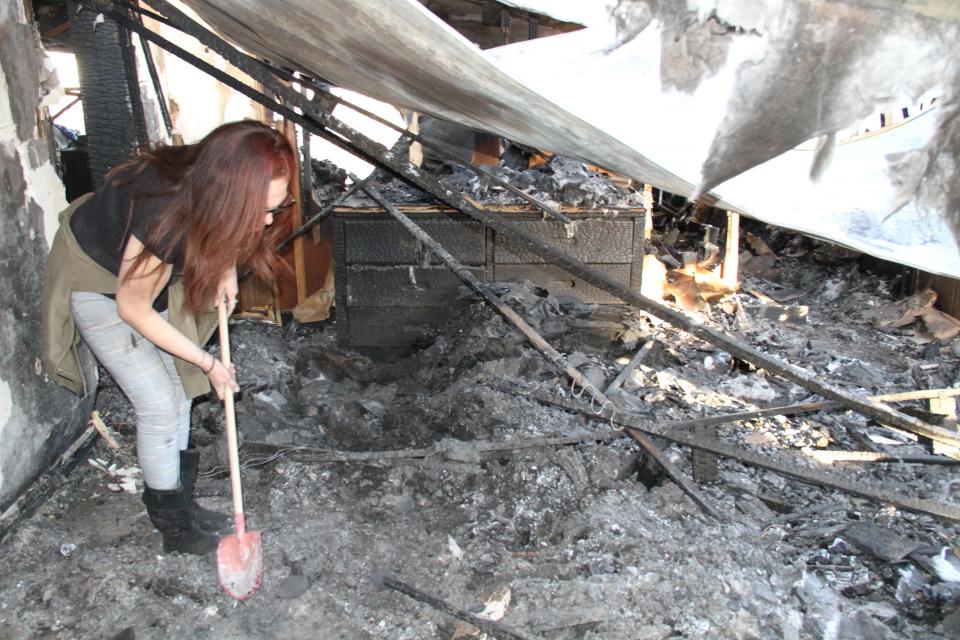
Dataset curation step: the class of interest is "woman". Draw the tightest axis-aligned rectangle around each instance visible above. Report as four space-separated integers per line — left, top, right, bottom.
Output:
41 120 296 555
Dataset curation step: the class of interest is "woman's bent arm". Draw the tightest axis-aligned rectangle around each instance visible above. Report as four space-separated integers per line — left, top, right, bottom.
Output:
115 235 238 397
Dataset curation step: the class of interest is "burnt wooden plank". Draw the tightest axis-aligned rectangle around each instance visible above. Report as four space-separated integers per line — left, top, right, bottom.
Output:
495 219 635 264
344 219 486 265
345 266 483 307
495 264 632 304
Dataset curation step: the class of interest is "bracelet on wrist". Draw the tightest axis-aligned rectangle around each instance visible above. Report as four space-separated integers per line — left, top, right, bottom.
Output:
201 353 216 374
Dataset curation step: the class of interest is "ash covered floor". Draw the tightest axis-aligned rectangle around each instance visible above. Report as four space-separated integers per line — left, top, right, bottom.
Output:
2 234 960 639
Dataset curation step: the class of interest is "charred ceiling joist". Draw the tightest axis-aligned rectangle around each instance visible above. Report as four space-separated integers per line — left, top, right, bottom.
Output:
106 0 960 456
241 385 960 522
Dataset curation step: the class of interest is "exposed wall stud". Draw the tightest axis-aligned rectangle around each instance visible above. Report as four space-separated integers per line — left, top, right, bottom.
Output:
723 211 740 287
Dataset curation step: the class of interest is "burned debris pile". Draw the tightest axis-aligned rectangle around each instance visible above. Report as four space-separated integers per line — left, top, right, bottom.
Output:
2 215 956 638
339 154 643 211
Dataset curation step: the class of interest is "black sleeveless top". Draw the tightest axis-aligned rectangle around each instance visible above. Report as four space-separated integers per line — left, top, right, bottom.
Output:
70 164 185 310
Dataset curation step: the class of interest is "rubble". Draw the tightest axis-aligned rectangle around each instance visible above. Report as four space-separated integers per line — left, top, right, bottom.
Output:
2 222 960 638
340 156 643 211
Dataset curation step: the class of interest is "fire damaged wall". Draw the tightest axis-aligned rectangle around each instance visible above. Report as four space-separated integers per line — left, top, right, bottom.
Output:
0 5 93 514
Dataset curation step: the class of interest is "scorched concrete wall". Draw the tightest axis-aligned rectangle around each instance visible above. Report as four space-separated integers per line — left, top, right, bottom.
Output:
0 3 92 514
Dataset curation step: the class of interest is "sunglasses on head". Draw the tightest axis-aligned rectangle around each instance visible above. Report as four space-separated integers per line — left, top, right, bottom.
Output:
266 196 297 216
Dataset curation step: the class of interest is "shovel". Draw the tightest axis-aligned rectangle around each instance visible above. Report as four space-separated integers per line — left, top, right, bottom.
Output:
216 300 263 600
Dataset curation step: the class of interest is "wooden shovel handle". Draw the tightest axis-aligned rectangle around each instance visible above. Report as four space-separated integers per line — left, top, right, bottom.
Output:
218 301 246 535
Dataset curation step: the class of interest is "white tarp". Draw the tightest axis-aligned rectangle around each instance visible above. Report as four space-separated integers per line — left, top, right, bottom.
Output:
485 22 959 276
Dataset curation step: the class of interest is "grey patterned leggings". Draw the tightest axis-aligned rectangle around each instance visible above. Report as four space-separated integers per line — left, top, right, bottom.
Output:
70 292 190 490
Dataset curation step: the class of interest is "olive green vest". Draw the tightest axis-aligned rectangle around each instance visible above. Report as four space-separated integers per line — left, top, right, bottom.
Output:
40 194 218 398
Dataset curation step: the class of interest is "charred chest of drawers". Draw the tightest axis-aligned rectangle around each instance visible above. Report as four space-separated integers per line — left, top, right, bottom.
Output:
332 205 646 348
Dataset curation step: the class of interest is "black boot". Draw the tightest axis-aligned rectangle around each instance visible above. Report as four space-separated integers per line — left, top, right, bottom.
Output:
142 486 220 555
180 446 233 534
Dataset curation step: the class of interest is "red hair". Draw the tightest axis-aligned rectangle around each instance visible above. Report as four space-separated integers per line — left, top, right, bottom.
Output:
116 120 295 312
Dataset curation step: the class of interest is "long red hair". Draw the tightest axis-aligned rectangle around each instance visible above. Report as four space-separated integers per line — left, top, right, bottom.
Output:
114 120 295 312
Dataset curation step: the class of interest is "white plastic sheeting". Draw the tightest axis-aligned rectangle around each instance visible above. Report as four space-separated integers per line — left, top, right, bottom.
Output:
485 23 960 276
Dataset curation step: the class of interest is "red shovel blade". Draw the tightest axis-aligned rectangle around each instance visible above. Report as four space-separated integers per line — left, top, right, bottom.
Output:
218 530 263 600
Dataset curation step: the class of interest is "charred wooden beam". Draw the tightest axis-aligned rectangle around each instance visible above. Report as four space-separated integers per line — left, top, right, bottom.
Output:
804 450 959 465
243 430 625 464
874 387 960 402
135 12 172 137
244 394 895 465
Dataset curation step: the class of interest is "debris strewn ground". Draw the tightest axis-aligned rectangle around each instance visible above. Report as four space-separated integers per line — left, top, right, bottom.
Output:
2 222 959 639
